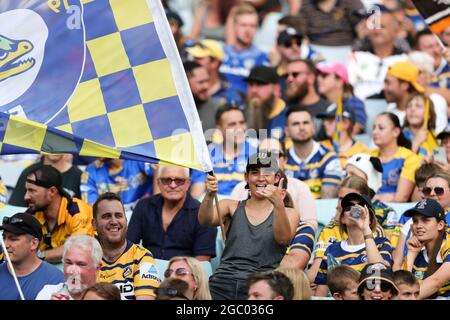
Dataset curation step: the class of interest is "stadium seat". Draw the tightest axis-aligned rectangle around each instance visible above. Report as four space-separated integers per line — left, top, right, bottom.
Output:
364 99 388 136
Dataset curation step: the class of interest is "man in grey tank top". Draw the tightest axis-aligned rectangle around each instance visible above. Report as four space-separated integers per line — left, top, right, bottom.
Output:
198 152 299 300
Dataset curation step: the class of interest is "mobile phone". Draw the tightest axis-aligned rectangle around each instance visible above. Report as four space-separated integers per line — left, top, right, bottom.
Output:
433 147 448 164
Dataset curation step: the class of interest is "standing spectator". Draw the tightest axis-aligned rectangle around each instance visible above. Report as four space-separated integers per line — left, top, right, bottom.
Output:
357 263 399 300
247 271 294 300
164 256 212 300
199 152 299 300
298 0 365 64
36 235 103 300
371 112 422 202
25 165 94 263
314 193 393 297
403 199 450 299
81 159 155 211
93 193 160 300
219 3 269 95
9 155 82 207
190 106 257 198
184 61 222 132
393 270 420 300
0 213 64 300
128 166 217 261
284 106 343 199
327 265 360 300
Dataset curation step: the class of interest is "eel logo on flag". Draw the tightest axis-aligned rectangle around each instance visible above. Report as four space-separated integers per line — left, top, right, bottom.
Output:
0 0 84 123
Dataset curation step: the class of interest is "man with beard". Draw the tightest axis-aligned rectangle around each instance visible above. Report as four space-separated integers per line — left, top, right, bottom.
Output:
284 106 343 199
94 192 160 300
244 65 287 140
285 59 329 136
184 61 221 132
24 165 94 263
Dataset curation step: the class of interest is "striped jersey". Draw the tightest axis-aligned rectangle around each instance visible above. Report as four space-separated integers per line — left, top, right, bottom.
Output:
315 237 393 285
286 221 316 257
284 142 343 198
97 241 161 300
431 59 450 90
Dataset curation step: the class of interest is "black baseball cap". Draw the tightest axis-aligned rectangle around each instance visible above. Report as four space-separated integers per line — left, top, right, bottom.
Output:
341 192 373 210
246 152 279 173
0 213 43 241
403 198 445 221
316 103 356 124
245 65 279 84
357 263 398 296
26 165 71 199
277 27 303 46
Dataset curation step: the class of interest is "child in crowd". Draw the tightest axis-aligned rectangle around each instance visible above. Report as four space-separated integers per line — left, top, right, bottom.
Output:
393 270 420 300
327 265 360 300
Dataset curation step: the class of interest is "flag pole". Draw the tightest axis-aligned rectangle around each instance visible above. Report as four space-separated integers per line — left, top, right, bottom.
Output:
0 237 25 300
208 171 226 241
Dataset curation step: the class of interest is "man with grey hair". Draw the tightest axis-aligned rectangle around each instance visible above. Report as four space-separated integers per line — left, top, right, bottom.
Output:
127 165 217 261
35 234 103 300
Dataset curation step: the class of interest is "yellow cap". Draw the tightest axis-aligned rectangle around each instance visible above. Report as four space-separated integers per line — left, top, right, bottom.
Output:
186 39 224 61
387 61 425 93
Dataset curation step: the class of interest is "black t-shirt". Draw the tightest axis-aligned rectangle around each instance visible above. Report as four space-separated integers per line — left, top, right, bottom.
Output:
8 162 82 207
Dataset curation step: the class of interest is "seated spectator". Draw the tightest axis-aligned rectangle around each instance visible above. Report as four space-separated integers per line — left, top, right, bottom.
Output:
393 270 420 300
199 152 299 300
164 256 212 300
357 263 399 300
230 137 318 231
317 62 367 134
284 106 344 199
371 112 422 202
81 282 121 300
403 199 450 299
155 278 190 300
128 166 217 261
403 93 438 158
36 235 103 300
93 193 160 300
275 266 312 300
435 130 450 172
9 155 82 207
247 271 294 300
317 104 369 168
0 213 64 300
81 158 155 211
327 265 360 300
25 165 94 263
314 193 393 297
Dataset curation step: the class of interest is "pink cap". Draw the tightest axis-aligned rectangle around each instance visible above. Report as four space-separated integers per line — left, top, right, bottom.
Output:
317 62 349 85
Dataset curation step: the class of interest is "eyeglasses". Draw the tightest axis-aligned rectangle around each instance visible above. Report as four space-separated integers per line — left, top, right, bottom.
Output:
155 287 189 300
164 268 193 278
364 280 392 292
2 217 24 225
282 39 302 48
422 186 448 196
284 71 308 79
159 178 187 186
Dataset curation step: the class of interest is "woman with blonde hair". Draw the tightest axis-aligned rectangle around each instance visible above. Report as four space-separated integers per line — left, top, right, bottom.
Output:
275 266 312 300
165 256 212 300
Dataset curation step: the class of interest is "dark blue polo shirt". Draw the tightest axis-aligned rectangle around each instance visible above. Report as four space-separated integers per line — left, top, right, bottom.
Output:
127 194 217 260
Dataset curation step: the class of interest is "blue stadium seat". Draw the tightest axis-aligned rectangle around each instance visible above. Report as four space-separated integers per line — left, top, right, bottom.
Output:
364 99 388 136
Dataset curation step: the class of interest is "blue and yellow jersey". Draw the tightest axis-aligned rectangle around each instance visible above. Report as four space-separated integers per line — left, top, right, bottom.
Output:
370 147 422 194
373 200 399 246
320 139 370 169
98 241 161 300
403 129 438 158
81 160 154 209
314 219 386 259
430 60 450 90
191 140 257 196
285 142 343 198
409 228 450 298
286 221 316 256
266 99 287 140
32 197 95 253
315 236 393 285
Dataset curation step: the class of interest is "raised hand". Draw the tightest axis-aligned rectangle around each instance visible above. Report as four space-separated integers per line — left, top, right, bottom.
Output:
407 235 424 254
205 173 218 196
255 178 284 207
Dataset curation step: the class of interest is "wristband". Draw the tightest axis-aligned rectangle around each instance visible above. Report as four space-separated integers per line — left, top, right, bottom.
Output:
364 233 374 240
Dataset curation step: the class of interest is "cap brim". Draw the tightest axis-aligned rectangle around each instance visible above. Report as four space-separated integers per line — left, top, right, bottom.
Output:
341 193 371 209
358 276 398 295
412 82 425 93
0 224 27 236
186 47 210 58
403 208 433 218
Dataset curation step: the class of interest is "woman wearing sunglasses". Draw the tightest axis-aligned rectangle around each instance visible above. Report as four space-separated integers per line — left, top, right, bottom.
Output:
164 256 212 300
314 192 393 297
357 263 398 300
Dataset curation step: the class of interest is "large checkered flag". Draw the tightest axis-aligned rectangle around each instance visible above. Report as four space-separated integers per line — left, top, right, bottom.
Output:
0 0 212 172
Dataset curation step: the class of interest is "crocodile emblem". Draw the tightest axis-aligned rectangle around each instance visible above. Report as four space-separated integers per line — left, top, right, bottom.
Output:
0 35 35 82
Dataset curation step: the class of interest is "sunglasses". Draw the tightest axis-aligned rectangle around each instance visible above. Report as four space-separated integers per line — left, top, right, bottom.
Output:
284 71 308 79
155 287 189 300
164 267 193 278
343 202 365 211
159 178 187 186
282 39 302 48
422 186 448 196
364 280 392 292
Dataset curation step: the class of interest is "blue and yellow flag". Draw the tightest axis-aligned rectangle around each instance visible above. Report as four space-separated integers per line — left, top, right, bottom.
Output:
0 0 212 172
332 96 343 144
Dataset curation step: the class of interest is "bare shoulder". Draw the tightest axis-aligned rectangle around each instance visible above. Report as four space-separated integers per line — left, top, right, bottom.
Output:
219 199 239 216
